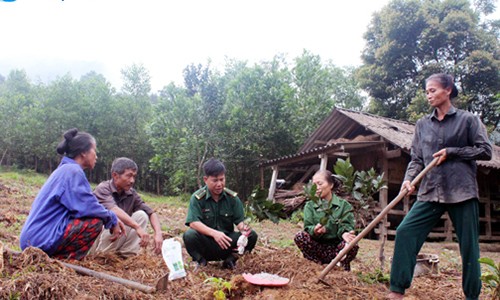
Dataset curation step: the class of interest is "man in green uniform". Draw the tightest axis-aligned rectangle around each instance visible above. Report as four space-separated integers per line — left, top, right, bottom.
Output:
183 158 258 269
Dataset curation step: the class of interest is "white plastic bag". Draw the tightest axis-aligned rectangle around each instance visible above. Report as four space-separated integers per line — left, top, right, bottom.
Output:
161 238 186 281
236 233 248 255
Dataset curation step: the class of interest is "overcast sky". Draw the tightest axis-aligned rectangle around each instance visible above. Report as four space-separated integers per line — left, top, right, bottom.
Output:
1 0 498 92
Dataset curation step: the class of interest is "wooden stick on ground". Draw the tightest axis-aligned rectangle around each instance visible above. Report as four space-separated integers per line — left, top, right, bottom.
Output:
63 262 156 293
5 248 156 293
317 157 439 284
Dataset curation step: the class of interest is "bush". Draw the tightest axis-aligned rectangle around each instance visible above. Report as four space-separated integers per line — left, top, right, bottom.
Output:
245 186 287 224
479 257 500 299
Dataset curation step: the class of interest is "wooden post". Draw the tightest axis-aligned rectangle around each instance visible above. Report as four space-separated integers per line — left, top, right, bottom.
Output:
484 183 492 239
268 165 279 201
378 152 389 240
319 154 328 171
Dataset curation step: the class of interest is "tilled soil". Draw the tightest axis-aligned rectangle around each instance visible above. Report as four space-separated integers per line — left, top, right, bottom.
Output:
1 177 499 299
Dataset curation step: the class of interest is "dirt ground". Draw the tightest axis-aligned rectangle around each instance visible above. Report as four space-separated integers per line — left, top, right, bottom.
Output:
1 177 499 299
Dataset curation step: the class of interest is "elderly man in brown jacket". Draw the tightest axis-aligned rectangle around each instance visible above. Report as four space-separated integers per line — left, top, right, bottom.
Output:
90 157 163 257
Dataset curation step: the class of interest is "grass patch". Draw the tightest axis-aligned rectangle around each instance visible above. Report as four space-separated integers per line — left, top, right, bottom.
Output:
0 167 189 209
273 238 295 248
0 168 48 188
139 192 189 208
7 244 22 252
249 218 300 249
1 216 26 235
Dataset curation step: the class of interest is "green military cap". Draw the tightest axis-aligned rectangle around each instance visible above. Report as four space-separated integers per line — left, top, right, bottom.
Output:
194 188 207 200
224 187 238 197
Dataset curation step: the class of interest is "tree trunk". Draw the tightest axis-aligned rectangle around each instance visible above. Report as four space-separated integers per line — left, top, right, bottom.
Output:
0 148 8 166
196 143 209 188
156 174 160 195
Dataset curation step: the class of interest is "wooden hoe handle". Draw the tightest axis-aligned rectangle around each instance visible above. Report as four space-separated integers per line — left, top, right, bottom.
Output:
317 157 439 283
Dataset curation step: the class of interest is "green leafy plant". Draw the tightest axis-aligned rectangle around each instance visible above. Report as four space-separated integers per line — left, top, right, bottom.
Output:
333 158 356 193
333 158 386 228
290 209 304 224
356 268 390 284
204 277 233 300
479 257 500 299
8 291 20 300
246 186 287 224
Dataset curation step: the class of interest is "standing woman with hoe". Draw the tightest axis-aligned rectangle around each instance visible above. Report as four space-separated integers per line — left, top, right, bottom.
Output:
387 74 492 300
20 128 125 260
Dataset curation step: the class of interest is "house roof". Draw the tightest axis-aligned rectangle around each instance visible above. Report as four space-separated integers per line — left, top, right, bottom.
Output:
262 107 500 169
299 108 415 153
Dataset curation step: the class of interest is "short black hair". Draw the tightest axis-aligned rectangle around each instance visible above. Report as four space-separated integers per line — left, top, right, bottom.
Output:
111 157 138 175
56 128 95 158
203 158 226 177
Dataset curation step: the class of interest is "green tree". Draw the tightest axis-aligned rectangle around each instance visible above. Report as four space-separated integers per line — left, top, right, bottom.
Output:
149 83 206 194
0 70 118 174
0 70 36 166
31 74 86 172
0 52 372 196
183 62 226 184
74 72 117 181
473 0 496 15
221 56 296 197
149 54 368 196
117 64 155 190
459 50 500 128
286 50 366 143
358 0 500 129
121 63 151 98
407 90 432 122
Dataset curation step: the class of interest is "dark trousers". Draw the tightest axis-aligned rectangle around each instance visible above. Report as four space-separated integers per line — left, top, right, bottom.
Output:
183 228 258 262
390 199 481 300
294 231 359 271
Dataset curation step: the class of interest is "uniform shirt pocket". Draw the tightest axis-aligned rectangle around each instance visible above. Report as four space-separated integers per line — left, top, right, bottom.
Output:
202 211 216 228
219 210 234 231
